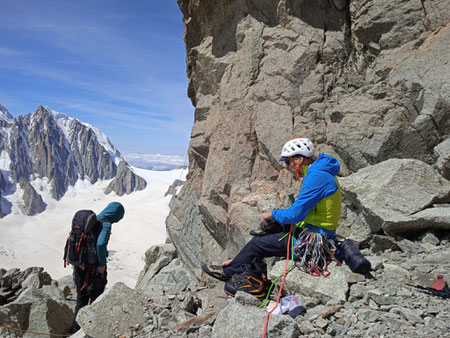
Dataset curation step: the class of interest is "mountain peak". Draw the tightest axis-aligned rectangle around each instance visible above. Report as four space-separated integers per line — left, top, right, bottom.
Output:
0 105 146 217
0 104 14 123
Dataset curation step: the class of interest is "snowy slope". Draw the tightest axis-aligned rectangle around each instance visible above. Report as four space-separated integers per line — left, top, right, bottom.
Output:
0 167 186 288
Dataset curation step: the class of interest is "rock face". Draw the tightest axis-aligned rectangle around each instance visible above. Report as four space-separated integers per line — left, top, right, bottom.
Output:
19 178 47 216
0 105 146 217
105 160 147 196
167 0 450 278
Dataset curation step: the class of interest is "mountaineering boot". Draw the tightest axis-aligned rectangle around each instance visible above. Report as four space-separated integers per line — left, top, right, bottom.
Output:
202 264 229 282
224 271 270 298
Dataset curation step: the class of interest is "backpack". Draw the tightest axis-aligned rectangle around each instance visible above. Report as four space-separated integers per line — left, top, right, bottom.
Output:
339 239 371 274
63 210 101 268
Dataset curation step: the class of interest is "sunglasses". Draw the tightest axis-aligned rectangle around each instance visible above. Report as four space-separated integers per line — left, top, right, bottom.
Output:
284 156 304 167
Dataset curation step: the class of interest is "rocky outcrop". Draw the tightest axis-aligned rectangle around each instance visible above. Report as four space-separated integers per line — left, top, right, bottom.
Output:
338 159 450 239
434 139 450 180
0 105 146 217
164 179 185 197
0 267 74 337
136 243 178 289
19 178 47 216
167 0 450 278
77 283 152 337
105 160 147 196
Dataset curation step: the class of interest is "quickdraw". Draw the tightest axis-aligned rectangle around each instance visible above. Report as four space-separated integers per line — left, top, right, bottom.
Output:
293 228 336 277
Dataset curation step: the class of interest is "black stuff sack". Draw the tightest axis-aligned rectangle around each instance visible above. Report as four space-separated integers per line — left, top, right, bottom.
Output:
339 239 371 274
63 210 101 268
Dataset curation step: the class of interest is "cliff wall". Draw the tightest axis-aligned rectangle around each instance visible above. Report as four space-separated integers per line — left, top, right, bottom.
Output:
168 0 450 278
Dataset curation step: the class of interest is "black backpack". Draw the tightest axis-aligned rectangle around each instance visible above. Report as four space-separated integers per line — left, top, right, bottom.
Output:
339 239 371 275
63 210 101 268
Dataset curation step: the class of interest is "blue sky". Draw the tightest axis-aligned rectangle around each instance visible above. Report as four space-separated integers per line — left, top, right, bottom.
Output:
0 0 193 156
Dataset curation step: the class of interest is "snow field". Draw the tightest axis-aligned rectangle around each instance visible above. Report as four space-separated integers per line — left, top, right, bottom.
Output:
0 167 186 288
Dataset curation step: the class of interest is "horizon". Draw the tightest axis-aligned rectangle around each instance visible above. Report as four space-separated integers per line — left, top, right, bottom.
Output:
0 0 193 156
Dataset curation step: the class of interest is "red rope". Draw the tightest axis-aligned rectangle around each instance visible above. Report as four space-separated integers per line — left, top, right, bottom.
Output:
262 224 293 338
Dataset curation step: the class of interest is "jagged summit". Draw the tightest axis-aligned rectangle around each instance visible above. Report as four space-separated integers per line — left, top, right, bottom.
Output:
0 104 14 123
0 104 146 217
41 105 122 165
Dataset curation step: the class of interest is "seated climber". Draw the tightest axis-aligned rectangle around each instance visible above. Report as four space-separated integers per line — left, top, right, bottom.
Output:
202 137 342 297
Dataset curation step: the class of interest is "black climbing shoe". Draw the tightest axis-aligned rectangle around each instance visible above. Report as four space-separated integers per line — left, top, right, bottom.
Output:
202 264 229 282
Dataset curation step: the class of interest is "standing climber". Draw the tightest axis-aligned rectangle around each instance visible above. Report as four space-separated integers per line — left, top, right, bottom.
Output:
70 202 125 332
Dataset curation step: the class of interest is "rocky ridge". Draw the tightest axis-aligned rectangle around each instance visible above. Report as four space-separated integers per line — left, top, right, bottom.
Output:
0 105 146 217
1 0 450 336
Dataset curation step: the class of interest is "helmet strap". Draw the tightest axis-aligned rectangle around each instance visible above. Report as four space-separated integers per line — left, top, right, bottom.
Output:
289 158 304 181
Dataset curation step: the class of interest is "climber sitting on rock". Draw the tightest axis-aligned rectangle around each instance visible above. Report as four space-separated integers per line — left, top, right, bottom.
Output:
202 137 342 298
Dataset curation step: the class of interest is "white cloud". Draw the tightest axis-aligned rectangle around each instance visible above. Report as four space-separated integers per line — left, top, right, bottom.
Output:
123 153 187 171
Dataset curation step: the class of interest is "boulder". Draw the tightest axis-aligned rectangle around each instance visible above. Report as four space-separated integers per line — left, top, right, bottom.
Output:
56 274 77 300
137 257 198 294
21 270 52 289
339 159 450 238
434 139 450 180
0 287 73 335
77 282 151 338
0 267 52 304
135 243 177 289
211 294 299 338
269 261 350 302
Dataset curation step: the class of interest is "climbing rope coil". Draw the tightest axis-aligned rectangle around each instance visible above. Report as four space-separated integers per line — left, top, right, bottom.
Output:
293 228 337 277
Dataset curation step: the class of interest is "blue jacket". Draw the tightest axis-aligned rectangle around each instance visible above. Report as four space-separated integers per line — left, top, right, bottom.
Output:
96 202 125 267
272 154 341 229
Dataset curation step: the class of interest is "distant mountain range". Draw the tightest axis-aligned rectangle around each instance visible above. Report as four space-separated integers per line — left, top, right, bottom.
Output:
0 104 146 217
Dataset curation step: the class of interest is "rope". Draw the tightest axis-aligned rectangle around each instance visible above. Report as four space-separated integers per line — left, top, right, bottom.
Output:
0 323 71 337
258 227 296 309
261 224 293 338
178 154 188 181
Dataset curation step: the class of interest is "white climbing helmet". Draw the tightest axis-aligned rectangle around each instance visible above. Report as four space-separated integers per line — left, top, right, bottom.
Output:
279 137 315 160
